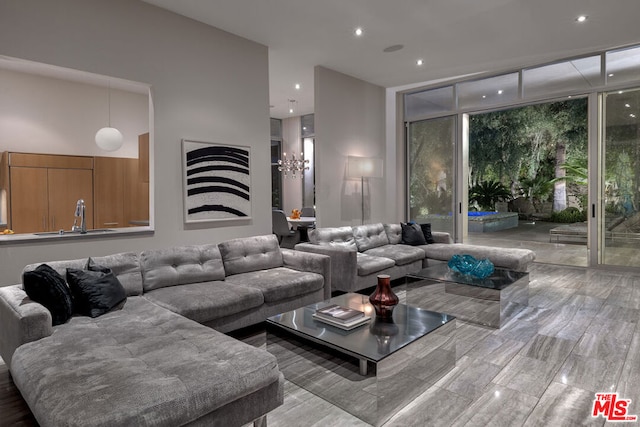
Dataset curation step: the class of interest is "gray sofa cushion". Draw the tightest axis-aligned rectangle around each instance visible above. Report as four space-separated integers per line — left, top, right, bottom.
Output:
218 235 283 276
140 244 225 292
23 253 142 297
10 297 281 427
421 243 535 272
364 244 426 266
384 223 402 244
226 267 324 303
90 253 143 296
144 281 264 323
352 223 389 251
356 253 395 276
308 226 357 250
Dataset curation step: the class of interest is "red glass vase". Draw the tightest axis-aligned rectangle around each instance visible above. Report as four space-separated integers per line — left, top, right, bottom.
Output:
369 274 399 318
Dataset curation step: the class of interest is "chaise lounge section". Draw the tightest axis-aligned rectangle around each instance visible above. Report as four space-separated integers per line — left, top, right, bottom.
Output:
295 223 535 293
0 234 331 427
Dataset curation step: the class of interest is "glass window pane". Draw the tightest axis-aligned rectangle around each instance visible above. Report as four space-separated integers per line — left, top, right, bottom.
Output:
606 46 640 86
270 118 282 140
408 116 455 233
524 56 601 97
458 73 519 110
301 114 314 137
601 88 640 267
271 140 281 164
405 86 454 120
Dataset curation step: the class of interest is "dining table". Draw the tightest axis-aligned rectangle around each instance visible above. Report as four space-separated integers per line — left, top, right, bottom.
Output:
286 216 316 230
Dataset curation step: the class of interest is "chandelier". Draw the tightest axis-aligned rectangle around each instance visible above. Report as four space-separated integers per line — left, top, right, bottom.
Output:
278 152 309 178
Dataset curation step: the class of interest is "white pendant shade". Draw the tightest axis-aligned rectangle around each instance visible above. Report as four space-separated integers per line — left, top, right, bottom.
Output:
95 127 123 151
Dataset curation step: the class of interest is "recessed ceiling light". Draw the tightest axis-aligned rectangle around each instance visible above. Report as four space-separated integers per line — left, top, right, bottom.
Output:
416 59 424 66
497 90 504 95
619 91 624 94
608 73 614 77
576 15 588 23
631 113 637 118
482 95 487 99
625 103 631 108
294 83 301 90
354 27 363 36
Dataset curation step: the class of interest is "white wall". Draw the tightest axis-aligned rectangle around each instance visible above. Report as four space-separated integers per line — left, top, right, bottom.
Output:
0 68 148 158
0 0 270 284
314 66 386 227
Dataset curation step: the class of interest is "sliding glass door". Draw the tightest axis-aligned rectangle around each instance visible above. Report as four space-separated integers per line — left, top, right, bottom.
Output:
600 88 640 267
407 116 456 235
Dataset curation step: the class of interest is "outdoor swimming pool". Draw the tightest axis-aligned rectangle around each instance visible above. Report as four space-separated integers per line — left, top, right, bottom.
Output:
417 211 519 233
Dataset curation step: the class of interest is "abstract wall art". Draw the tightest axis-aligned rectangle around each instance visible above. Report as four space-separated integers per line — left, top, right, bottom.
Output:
182 140 251 223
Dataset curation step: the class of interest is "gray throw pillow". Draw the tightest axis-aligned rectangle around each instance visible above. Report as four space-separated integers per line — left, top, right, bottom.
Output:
66 262 126 318
401 222 427 246
420 223 435 244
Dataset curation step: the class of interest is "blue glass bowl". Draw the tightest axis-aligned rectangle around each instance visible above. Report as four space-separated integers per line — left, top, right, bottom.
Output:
447 254 494 279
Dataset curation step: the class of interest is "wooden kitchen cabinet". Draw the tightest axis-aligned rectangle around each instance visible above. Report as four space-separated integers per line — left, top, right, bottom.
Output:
9 157 94 233
94 156 149 228
94 156 125 228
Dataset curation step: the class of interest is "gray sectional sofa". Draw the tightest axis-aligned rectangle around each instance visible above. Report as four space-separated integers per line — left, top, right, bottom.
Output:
295 223 535 292
0 234 331 427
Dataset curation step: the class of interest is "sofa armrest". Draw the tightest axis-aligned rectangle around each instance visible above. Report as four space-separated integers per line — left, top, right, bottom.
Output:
432 232 453 244
294 243 357 293
0 285 53 367
281 249 331 300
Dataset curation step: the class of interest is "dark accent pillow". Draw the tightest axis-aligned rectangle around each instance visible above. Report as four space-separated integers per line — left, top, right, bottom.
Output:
66 263 126 318
420 223 435 244
23 264 74 326
401 222 427 246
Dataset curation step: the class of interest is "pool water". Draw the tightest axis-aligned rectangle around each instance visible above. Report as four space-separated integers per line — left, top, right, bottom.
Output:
468 211 498 217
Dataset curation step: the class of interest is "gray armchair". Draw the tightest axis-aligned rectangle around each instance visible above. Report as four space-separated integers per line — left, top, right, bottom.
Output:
272 210 301 248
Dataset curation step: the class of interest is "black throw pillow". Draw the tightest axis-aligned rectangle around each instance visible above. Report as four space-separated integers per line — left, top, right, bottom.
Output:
23 264 73 326
66 263 126 318
401 222 427 246
420 223 435 244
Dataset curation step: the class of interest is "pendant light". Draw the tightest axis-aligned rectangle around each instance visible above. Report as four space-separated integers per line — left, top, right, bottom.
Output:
95 83 123 151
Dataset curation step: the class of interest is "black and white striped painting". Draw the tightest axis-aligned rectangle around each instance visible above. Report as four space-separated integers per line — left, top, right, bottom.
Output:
182 140 251 223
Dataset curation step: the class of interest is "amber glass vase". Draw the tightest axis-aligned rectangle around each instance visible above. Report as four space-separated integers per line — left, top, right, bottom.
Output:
369 274 399 318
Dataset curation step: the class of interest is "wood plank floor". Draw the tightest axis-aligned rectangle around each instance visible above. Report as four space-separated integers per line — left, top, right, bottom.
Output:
2 263 639 426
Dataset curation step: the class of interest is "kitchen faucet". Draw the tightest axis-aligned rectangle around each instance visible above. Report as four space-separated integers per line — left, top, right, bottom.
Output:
71 199 87 233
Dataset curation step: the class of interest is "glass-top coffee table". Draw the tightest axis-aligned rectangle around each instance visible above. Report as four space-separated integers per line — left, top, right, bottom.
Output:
407 263 529 328
266 293 455 427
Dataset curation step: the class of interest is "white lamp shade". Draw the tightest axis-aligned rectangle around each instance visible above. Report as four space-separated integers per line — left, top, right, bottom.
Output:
347 156 384 178
95 127 123 151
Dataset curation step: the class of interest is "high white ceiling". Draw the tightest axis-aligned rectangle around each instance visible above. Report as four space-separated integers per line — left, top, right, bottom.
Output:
142 0 640 118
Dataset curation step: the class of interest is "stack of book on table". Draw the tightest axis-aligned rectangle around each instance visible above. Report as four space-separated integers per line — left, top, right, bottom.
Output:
313 304 371 330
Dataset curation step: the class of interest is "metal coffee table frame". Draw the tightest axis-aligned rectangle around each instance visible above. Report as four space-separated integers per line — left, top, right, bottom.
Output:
266 293 456 427
407 263 529 328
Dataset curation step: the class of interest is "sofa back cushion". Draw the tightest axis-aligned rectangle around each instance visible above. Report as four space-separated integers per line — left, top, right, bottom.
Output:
23 252 142 297
89 252 143 296
352 223 389 252
218 234 283 276
384 223 402 244
308 226 357 250
140 244 225 292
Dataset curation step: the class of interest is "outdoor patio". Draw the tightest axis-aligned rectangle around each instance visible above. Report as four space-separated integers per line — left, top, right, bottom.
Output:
467 220 640 268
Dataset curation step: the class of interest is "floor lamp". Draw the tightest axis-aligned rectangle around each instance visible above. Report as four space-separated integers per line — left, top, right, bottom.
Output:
347 156 384 224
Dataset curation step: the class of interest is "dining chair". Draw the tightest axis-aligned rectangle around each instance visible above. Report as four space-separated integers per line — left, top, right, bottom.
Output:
272 210 300 248
300 206 315 217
